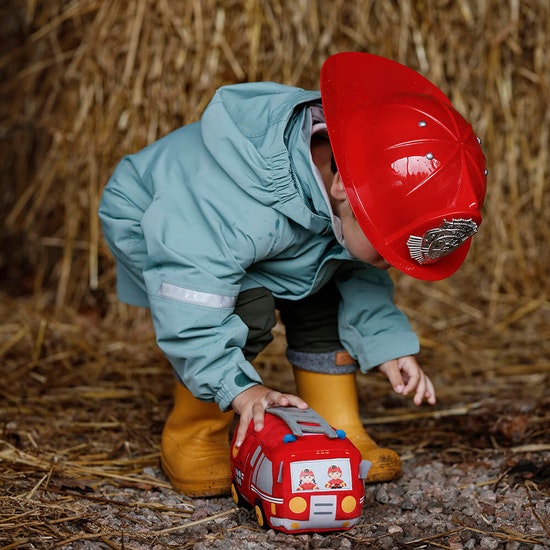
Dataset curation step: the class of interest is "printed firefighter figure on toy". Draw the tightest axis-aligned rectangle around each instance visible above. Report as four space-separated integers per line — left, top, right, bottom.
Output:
325 465 347 489
296 468 319 491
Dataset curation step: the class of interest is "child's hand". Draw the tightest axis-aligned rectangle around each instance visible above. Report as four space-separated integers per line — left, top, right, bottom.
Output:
231 385 307 447
378 356 436 406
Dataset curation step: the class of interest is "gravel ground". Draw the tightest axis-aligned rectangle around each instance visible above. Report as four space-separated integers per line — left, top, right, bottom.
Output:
32 450 548 550
2 306 549 549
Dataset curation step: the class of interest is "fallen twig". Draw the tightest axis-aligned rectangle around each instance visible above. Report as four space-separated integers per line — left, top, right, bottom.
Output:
154 508 238 535
362 402 484 425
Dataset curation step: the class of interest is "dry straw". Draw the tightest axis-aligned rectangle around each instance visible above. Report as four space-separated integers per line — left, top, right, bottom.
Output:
2 1 549 322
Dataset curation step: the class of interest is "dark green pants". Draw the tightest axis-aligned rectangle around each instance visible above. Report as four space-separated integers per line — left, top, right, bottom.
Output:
235 282 357 374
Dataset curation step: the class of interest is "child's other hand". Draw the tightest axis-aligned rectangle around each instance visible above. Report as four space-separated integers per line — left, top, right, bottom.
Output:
231 385 308 447
378 356 436 406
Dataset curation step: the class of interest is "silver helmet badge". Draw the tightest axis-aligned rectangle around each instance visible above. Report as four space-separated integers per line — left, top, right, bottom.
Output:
407 218 478 264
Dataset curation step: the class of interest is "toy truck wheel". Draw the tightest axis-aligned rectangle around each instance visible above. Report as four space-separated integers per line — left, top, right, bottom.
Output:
254 500 268 529
230 481 245 507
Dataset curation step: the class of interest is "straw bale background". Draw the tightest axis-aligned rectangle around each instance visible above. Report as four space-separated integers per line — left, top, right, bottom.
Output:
1 0 549 548
2 0 549 321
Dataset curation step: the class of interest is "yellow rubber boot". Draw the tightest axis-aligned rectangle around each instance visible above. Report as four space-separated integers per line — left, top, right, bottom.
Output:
293 368 402 483
161 382 234 497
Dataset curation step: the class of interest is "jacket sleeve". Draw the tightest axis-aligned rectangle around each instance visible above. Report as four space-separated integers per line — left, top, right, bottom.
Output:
140 193 265 412
334 263 420 371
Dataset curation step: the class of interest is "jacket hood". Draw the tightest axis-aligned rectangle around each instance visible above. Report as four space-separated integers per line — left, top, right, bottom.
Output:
200 83 332 234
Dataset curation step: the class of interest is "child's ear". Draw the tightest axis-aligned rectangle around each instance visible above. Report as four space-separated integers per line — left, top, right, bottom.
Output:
330 172 348 201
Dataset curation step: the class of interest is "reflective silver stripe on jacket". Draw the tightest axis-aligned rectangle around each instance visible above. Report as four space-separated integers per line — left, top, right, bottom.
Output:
157 282 237 308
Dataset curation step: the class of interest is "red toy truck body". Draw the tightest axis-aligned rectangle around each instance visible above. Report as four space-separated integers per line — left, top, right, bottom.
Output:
230 407 371 534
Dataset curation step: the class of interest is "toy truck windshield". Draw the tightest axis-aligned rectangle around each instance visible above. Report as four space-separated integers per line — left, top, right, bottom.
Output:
292 458 352 492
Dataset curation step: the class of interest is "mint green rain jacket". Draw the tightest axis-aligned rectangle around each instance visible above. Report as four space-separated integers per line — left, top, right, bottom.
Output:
99 83 419 411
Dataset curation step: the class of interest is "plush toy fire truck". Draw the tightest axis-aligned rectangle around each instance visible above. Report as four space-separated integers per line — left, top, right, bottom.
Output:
230 406 371 534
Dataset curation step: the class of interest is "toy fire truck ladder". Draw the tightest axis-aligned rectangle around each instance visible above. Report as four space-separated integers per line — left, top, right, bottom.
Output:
266 406 340 439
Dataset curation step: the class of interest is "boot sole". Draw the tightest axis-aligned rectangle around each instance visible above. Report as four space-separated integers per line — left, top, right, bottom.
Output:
160 454 232 497
363 452 402 483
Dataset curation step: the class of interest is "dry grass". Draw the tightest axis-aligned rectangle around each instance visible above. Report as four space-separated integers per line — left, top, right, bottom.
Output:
0 0 549 547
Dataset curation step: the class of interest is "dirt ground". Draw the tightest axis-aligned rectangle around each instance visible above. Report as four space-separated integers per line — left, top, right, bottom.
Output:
1 295 549 549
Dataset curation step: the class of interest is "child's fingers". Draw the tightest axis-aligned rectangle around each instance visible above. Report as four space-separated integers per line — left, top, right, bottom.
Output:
235 414 251 447
267 391 308 409
379 360 405 393
424 377 437 404
413 376 426 405
399 360 421 395
283 393 308 409
234 390 309 447
380 357 436 406
252 391 306 432
412 373 437 405
252 402 266 432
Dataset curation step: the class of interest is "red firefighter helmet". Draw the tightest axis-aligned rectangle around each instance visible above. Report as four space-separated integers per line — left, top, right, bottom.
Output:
320 52 487 281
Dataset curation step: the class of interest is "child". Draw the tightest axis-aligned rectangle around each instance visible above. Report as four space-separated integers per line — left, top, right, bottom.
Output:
99 52 487 497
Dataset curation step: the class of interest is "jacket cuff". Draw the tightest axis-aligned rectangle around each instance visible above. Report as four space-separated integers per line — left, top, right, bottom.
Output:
354 331 420 371
215 361 263 412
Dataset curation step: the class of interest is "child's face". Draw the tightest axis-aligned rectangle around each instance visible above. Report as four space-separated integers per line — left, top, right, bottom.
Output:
330 173 390 269
340 206 389 269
